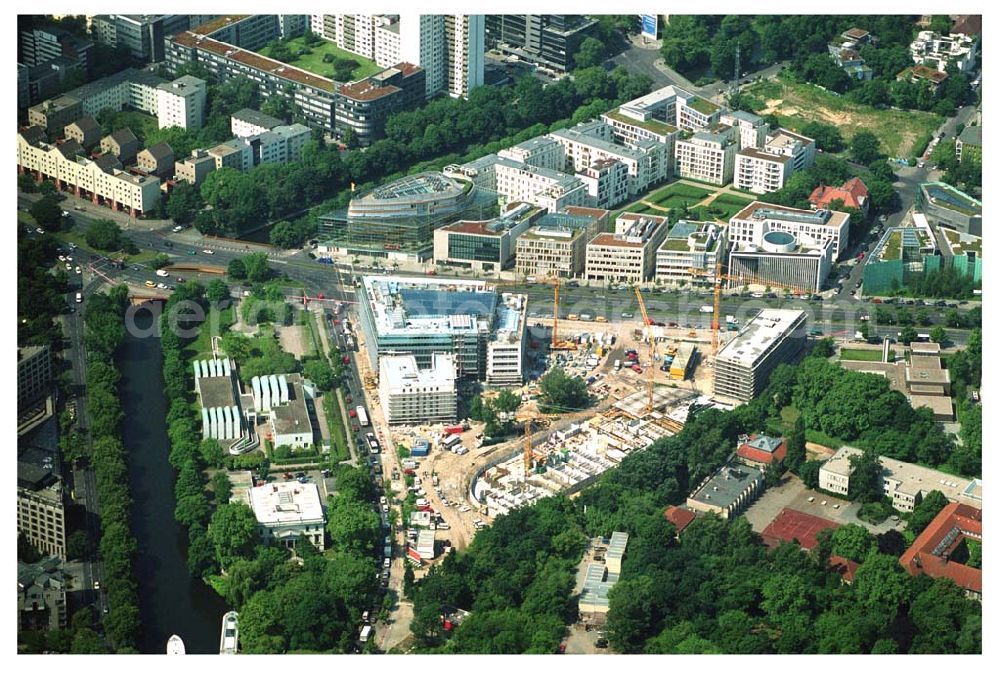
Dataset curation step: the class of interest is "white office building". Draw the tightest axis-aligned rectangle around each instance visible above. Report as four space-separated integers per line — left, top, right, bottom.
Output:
494 157 589 212
379 353 458 424
498 136 565 171
549 124 670 197
655 220 727 286
713 309 807 403
156 75 206 130
486 292 527 387
727 231 834 293
729 201 851 261
586 212 670 284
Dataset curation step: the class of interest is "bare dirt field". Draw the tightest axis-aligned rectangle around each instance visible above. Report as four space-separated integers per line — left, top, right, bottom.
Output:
277 324 310 359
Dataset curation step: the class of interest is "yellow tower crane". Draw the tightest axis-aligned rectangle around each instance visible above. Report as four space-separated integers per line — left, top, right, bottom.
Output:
687 266 812 354
633 286 657 414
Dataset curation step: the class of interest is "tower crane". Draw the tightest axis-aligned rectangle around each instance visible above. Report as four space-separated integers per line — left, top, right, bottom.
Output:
687 266 812 354
633 286 657 414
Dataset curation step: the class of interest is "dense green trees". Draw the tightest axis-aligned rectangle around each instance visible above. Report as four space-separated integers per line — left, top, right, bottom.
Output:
208 503 260 570
538 367 590 413
80 288 142 651
85 219 127 252
30 195 64 230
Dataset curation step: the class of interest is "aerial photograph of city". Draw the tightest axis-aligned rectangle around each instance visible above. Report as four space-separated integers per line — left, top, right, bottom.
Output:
14 8 984 659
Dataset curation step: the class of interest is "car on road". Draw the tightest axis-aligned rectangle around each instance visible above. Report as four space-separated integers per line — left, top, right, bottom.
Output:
75 266 81 274
172 225 184 233
145 280 155 288
93 581 100 590
58 255 66 262
202 249 215 255
383 558 391 569
156 282 167 289
35 227 44 234
75 292 83 303
620 312 634 318
187 250 197 256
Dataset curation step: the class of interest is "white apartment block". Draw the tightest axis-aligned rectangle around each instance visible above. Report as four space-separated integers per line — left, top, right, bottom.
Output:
617 84 723 132
819 446 983 513
720 110 769 150
400 14 483 99
909 30 979 73
675 129 738 186
311 14 402 69
729 201 851 261
380 353 458 424
655 220 727 286
549 125 670 197
516 224 587 279
494 158 589 212
208 139 253 172
374 21 402 68
577 158 630 209
230 108 285 139
734 148 792 194
498 136 565 171
156 75 207 130
17 131 160 214
586 212 670 284
763 128 816 172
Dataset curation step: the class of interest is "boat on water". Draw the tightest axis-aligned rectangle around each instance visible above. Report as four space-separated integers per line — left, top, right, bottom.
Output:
166 635 185 655
220 611 239 655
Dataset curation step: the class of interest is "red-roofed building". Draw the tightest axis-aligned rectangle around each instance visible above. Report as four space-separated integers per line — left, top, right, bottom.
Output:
664 506 696 537
736 434 787 467
828 555 860 584
899 502 982 599
809 177 870 216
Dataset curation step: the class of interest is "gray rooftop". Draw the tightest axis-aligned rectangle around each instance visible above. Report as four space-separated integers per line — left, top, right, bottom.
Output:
66 67 165 101
198 375 237 410
716 309 806 367
957 125 982 147
231 107 286 129
689 458 763 509
549 127 645 159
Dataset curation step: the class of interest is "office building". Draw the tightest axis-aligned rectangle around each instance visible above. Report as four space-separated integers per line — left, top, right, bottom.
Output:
357 276 526 383
21 57 85 110
268 374 315 450
136 142 175 179
899 503 982 599
713 309 807 403
729 201 851 261
840 342 954 421
17 447 65 560
485 15 598 72
819 446 983 513
917 182 981 236
237 123 312 167
156 75 207 130
63 116 101 150
175 149 217 186
231 108 286 138
485 292 528 387
335 63 426 145
516 222 587 280
18 346 52 413
379 354 458 424
686 456 764 519
655 220 726 286
576 158 630 209
17 558 67 632
585 212 670 284
956 125 982 162
248 481 325 551
728 231 834 293
909 30 978 73
17 129 161 215
861 221 941 295
433 202 542 272
809 177 870 217
20 25 93 70
399 14 484 99
674 128 738 186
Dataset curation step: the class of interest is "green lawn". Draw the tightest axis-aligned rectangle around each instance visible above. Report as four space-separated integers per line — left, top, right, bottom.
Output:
840 348 892 362
647 183 712 206
260 37 381 82
805 429 847 451
744 75 944 158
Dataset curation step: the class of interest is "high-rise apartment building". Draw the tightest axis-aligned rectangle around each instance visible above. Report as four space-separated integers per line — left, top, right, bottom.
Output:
400 14 484 99
485 15 598 72
156 75 206 130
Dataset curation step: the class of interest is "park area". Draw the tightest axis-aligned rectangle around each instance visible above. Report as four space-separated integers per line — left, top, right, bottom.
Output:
744 75 943 159
259 36 382 82
839 348 894 362
613 181 755 224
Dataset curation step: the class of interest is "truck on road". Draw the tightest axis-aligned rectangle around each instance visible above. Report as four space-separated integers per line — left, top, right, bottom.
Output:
356 406 370 427
699 306 714 314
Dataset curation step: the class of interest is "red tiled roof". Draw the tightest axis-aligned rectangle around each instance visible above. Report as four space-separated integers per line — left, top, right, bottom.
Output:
664 506 696 534
340 80 400 102
191 15 251 36
761 508 840 550
809 177 869 210
899 502 982 594
737 437 787 466
828 555 860 583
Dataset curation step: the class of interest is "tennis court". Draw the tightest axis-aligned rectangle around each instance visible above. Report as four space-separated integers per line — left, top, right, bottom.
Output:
760 508 841 550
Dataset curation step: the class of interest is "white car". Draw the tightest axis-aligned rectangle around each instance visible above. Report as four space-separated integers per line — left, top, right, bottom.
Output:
202 249 215 255
172 225 184 233
58 255 66 262
383 558 391 569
